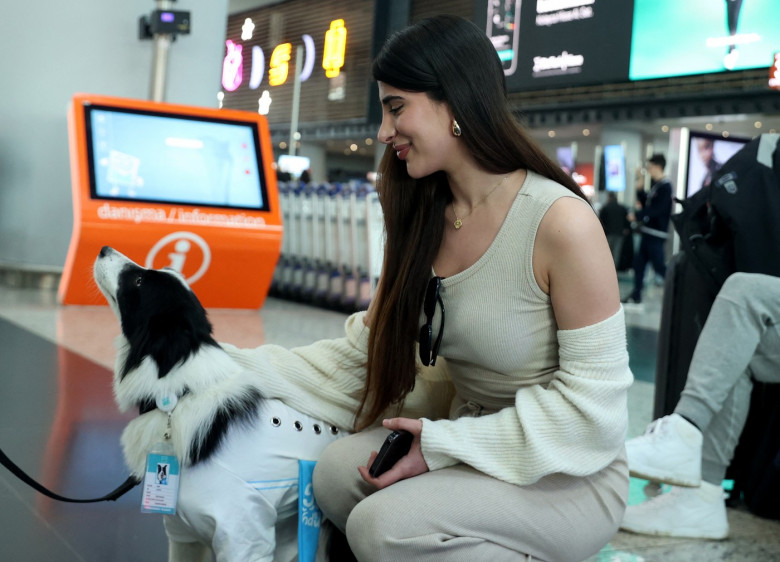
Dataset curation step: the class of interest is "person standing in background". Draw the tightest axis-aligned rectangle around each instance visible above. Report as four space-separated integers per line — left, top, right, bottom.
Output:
599 192 630 269
622 154 673 304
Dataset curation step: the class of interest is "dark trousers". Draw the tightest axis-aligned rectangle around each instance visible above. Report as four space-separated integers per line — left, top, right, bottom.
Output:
631 235 667 299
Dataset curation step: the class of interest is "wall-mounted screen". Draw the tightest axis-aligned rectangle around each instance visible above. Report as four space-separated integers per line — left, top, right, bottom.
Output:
556 145 575 175
603 144 626 192
684 131 751 198
84 105 271 211
630 0 780 80
475 0 780 91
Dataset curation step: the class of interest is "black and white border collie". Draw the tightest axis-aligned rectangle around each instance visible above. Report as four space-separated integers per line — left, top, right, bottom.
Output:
94 246 343 562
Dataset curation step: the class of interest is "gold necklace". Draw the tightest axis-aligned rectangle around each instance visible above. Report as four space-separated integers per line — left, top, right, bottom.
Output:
451 174 509 230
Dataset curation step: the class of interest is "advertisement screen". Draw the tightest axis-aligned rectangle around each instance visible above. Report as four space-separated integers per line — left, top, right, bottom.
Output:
603 145 626 192
476 1 780 89
85 106 270 211
631 0 780 80
475 0 634 91
556 145 576 175
685 131 751 198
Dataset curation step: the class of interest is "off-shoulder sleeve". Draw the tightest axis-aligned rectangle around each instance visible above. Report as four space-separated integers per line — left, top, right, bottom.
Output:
221 311 370 429
419 307 633 486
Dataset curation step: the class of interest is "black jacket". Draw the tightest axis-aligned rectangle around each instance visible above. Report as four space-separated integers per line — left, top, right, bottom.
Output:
599 200 629 236
636 178 673 239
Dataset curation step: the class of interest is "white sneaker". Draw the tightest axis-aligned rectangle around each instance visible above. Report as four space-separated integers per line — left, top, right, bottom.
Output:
620 481 729 539
626 413 702 486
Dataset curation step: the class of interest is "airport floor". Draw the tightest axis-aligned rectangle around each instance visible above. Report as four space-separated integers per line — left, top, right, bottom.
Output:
0 274 778 561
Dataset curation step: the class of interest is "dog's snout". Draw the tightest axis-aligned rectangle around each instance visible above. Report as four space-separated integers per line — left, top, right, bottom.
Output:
99 246 113 258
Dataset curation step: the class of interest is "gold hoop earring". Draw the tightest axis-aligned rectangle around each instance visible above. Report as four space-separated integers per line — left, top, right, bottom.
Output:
452 120 462 137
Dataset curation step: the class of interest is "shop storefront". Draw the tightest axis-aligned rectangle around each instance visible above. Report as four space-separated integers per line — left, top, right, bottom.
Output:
222 0 381 183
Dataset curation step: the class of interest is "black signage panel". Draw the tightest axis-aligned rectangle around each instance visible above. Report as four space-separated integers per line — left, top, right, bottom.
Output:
474 0 634 92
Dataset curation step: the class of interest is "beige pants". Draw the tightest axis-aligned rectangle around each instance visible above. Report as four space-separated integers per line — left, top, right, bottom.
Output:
313 427 628 562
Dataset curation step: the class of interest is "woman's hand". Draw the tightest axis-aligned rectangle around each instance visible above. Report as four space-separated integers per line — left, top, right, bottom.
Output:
358 417 429 489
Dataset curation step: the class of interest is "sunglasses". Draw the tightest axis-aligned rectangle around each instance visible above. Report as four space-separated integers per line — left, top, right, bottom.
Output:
418 276 445 366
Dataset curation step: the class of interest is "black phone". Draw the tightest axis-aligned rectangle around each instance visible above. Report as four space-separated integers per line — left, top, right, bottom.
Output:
368 430 414 478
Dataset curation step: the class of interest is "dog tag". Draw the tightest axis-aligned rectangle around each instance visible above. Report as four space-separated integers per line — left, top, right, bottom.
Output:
155 394 178 412
141 442 180 515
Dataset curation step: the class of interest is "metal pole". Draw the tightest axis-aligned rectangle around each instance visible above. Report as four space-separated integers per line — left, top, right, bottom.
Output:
289 45 304 156
150 34 172 102
149 0 173 102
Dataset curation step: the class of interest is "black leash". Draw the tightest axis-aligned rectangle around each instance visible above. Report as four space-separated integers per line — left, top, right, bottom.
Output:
0 447 140 503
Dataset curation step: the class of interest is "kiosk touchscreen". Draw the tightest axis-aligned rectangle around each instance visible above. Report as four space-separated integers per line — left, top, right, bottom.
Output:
59 93 282 308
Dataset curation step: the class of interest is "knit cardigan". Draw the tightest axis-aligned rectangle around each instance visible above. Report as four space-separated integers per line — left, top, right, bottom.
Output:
221 311 455 433
223 307 631 486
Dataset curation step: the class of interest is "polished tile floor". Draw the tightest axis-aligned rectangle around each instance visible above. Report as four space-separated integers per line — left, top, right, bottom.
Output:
0 276 778 561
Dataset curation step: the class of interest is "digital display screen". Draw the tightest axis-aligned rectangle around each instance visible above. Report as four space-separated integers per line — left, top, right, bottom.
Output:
476 0 780 90
685 131 750 198
630 0 780 80
84 105 270 211
603 144 626 192
556 145 575 175
476 0 634 91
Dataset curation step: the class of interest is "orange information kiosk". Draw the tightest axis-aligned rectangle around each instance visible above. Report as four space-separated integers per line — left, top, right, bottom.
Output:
58 93 282 309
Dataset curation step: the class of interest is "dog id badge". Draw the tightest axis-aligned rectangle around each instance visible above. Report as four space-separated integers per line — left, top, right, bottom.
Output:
141 441 180 515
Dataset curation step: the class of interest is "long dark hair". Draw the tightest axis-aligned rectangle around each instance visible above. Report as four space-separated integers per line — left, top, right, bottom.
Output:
355 15 586 430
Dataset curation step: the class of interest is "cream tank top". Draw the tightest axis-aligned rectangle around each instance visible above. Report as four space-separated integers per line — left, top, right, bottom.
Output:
431 171 584 416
